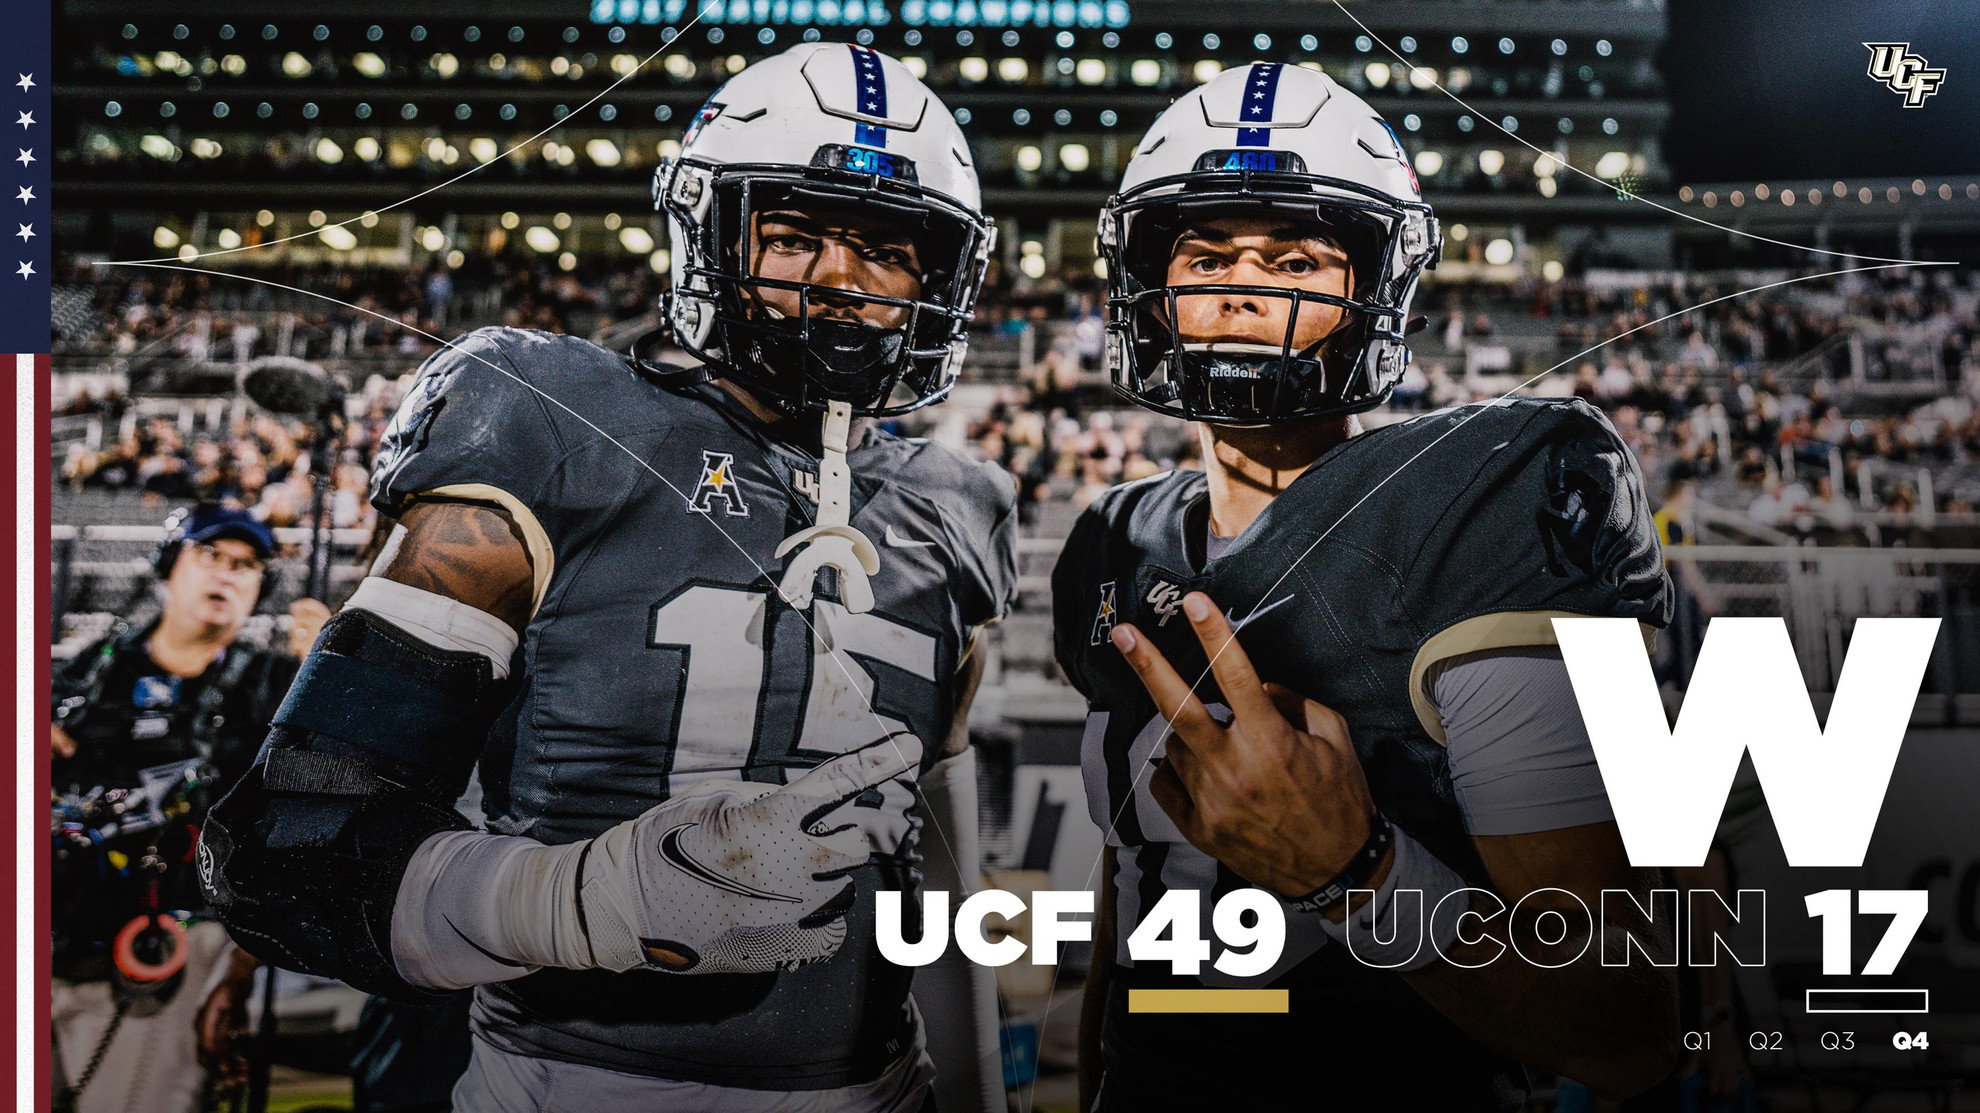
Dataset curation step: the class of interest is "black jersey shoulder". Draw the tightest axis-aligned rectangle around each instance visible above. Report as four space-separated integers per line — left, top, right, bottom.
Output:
855 428 1021 628
1272 396 1671 648
370 327 682 522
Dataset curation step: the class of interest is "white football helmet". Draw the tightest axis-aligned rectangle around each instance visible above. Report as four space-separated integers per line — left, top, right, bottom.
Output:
655 43 994 417
1100 62 1442 423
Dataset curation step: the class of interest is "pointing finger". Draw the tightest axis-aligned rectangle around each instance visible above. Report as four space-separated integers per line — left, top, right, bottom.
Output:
1110 623 1227 753
1179 593 1279 729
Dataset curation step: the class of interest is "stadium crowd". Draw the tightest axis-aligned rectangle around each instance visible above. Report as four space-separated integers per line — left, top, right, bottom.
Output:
52 253 1980 545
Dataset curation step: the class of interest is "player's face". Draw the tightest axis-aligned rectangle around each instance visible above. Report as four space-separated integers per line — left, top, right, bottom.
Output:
1164 216 1354 351
747 205 925 330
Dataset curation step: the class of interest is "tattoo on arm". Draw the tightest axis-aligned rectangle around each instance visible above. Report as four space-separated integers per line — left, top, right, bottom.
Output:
376 500 536 632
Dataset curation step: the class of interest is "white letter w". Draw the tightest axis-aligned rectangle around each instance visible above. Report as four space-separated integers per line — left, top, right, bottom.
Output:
1553 617 1937 868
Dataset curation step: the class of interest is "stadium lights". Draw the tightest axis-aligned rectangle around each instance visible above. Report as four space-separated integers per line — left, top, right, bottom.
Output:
1677 185 1693 202
552 57 572 77
1019 253 1047 279
361 211 380 227
1192 59 1221 83
421 226 447 251
318 225 358 251
559 252 578 272
222 54 246 76
1478 149 1504 175
1594 151 1629 179
903 56 928 78
1886 186 1901 202
1129 59 1159 86
178 244 199 262
1730 191 1744 206
587 139 623 167
308 210 327 226
1365 62 1390 88
501 211 521 229
139 134 180 160
1092 257 1107 278
470 137 498 163
432 53 460 78
1753 183 1770 200
1702 191 1715 207
217 229 242 250
1448 222 1468 241
354 52 386 78
314 137 344 164
554 212 573 230
999 57 1029 82
1537 176 1556 198
1413 149 1443 176
1016 144 1043 171
1410 67 1436 89
153 226 180 249
656 139 681 161
282 52 311 78
1542 259 1564 281
190 138 224 159
960 56 989 81
650 248 671 273
620 226 655 253
257 210 275 226
1077 58 1106 84
605 213 623 230
664 54 694 78
1484 238 1514 265
1060 142 1090 171
1534 154 1557 177
526 226 561 253
1450 36 1467 54
447 249 467 268
612 53 640 76
354 136 381 161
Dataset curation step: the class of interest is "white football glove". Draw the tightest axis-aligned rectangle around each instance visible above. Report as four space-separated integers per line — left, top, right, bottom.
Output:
576 731 924 974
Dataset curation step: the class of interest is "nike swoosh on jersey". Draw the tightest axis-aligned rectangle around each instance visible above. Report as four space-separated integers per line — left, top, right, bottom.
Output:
659 823 804 902
1228 593 1295 631
884 525 936 548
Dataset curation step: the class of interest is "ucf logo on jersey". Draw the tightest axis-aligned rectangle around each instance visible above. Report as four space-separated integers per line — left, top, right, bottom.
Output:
1145 581 1184 626
1864 42 1947 107
687 449 749 518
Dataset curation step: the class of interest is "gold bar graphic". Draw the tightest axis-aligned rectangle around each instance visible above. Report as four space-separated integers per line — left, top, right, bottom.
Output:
1127 989 1289 1014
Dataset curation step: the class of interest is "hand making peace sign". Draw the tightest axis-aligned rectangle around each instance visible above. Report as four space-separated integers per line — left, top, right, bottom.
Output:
1109 590 1393 909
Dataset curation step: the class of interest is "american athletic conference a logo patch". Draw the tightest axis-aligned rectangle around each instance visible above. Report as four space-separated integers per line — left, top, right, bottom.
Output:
1090 581 1118 646
687 449 749 517
1864 42 1946 107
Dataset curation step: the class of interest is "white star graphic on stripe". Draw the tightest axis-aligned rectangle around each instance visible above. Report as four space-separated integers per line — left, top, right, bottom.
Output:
14 74 32 92
15 111 32 129
15 186 31 203
14 223 31 241
14 148 31 166
15 260 32 278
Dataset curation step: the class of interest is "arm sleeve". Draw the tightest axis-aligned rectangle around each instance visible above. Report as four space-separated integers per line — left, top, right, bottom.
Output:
911 750 1003 1113
1430 646 1615 837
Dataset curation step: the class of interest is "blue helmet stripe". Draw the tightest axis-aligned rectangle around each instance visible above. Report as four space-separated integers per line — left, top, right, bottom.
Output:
849 45 889 148
1235 62 1282 147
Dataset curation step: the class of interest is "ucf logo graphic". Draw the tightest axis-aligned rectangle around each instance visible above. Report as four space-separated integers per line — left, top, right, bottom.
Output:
1145 581 1184 626
687 449 750 518
1090 581 1118 646
1864 42 1946 107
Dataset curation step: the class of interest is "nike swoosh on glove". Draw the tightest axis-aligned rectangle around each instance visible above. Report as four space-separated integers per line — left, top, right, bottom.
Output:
577 731 924 974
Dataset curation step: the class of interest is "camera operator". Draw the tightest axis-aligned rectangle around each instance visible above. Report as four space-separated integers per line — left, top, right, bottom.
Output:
50 504 328 1113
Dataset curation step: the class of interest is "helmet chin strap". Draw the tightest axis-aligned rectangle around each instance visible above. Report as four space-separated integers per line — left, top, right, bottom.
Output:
774 400 882 614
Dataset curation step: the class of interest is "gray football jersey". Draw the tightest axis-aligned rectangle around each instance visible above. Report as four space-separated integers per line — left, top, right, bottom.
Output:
371 327 1017 1089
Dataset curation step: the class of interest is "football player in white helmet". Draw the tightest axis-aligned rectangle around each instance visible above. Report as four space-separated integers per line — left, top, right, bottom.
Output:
204 44 1010 1113
1055 64 1679 1109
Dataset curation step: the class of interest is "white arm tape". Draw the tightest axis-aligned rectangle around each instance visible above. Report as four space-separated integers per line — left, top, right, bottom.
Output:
1319 827 1467 973
911 751 1003 1113
344 576 520 680
391 829 591 990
